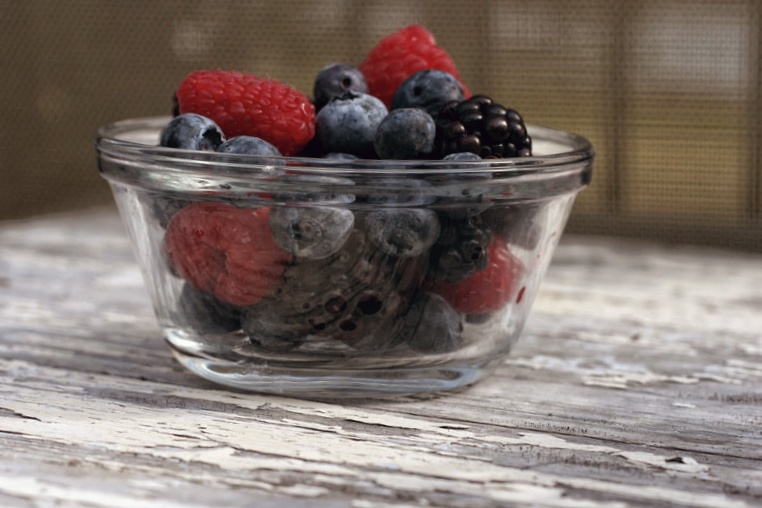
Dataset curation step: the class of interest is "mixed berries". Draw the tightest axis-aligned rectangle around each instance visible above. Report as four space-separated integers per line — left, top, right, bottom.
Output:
157 25 537 355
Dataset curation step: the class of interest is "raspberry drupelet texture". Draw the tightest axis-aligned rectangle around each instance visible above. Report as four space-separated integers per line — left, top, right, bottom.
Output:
359 25 470 109
163 202 292 307
174 70 316 156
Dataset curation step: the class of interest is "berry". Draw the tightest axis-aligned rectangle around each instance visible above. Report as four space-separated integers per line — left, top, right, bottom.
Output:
313 63 369 111
359 25 470 109
163 202 291 307
427 213 493 283
391 69 465 119
481 204 544 250
364 209 440 258
174 70 316 156
268 205 355 260
397 292 463 353
241 298 306 352
174 283 242 333
429 153 495 219
373 108 436 160
442 151 482 163
315 92 388 158
217 136 282 156
433 95 532 159
430 238 524 315
258 228 424 351
148 194 190 229
160 113 225 151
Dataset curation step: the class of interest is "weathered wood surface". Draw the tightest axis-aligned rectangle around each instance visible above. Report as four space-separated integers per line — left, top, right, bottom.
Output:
0 207 760 508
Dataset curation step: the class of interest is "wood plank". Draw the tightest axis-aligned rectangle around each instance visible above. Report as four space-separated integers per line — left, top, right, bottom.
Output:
0 208 760 507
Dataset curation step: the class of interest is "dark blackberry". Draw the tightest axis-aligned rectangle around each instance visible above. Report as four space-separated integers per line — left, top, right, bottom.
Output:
427 213 493 283
433 95 532 159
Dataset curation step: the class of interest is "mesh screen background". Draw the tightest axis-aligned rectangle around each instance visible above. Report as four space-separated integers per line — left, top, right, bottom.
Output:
2 0 761 251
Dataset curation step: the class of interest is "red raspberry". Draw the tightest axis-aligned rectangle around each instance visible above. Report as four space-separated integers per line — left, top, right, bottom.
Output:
359 25 470 109
175 70 316 156
163 202 292 307
430 238 524 315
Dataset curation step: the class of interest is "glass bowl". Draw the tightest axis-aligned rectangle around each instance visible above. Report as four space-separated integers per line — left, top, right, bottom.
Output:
96 116 593 398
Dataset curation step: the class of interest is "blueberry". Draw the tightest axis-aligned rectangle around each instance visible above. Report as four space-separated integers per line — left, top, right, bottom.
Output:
313 63 369 111
398 292 463 353
173 283 241 333
442 152 483 163
160 113 225 151
391 70 465 119
316 92 388 158
217 136 282 156
269 205 355 259
374 108 436 160
429 152 494 218
364 209 440 258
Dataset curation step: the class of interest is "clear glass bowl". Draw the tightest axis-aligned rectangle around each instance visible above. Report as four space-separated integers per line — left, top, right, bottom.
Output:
96 116 593 398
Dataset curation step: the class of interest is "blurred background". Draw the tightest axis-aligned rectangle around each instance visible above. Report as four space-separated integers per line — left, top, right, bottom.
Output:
2 0 761 251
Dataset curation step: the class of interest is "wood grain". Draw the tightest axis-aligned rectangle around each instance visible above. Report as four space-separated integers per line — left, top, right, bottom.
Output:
0 208 760 507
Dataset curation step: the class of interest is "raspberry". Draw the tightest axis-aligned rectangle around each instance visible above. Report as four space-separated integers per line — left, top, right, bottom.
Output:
174 70 316 156
163 202 292 307
430 238 524 315
359 25 470 109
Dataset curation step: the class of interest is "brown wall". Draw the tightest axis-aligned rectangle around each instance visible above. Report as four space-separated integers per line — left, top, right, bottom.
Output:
3 0 761 251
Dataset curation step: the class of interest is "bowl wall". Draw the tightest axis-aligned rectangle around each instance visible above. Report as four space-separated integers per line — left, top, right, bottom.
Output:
97 117 593 398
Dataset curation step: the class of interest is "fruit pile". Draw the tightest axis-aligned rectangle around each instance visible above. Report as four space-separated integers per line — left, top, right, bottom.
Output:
158 25 534 355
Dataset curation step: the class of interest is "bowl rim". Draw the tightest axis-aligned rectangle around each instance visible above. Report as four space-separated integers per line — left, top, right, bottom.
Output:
96 116 594 178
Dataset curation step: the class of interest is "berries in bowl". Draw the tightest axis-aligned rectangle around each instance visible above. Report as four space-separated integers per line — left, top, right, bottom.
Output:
96 25 593 398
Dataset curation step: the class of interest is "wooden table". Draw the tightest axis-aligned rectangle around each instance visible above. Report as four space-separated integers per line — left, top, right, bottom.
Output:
1 208 760 508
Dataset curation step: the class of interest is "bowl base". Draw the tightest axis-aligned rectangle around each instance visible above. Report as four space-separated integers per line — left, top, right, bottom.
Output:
169 345 500 399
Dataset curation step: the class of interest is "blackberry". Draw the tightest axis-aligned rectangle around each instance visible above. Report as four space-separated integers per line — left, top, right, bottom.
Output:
427 213 493 283
433 95 532 159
